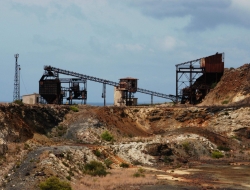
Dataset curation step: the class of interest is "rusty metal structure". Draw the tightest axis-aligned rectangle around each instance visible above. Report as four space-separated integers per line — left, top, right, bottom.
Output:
115 77 138 106
39 65 180 105
39 68 87 104
176 53 224 104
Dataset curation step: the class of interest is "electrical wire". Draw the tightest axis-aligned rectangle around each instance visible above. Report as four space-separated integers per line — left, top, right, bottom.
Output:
20 73 28 94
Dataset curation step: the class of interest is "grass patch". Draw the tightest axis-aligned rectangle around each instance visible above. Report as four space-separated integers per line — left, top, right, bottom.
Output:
70 105 79 112
39 176 72 190
211 150 224 159
83 161 108 176
101 131 114 142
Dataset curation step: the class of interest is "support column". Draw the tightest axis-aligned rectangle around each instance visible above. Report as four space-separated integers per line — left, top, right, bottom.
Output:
176 65 178 103
84 80 87 105
102 83 106 106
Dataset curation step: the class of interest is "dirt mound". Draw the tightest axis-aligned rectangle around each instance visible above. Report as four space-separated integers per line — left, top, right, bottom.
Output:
200 64 250 106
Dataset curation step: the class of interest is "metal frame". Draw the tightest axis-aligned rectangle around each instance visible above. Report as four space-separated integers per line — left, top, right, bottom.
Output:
43 65 181 104
13 54 21 101
176 53 224 104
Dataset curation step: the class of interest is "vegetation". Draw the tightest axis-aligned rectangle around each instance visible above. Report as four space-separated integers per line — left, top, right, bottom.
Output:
93 149 101 157
83 161 108 176
13 99 23 105
133 168 145 177
163 156 174 164
70 105 79 112
39 176 72 190
132 160 142 166
221 100 229 105
104 158 113 168
182 142 190 153
101 131 114 142
217 145 230 151
120 162 129 168
211 150 224 159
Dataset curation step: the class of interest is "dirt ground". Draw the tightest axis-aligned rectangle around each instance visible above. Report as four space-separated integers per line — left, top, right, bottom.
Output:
1 64 250 189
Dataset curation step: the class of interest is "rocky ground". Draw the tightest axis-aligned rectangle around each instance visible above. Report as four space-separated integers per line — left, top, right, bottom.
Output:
1 64 250 190
0 102 250 190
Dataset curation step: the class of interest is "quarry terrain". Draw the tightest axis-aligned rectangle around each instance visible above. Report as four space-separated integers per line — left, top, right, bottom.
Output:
1 64 250 190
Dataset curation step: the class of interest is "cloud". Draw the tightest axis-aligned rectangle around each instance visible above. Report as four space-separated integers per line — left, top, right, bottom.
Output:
10 0 86 23
32 35 67 47
128 0 250 31
115 43 144 52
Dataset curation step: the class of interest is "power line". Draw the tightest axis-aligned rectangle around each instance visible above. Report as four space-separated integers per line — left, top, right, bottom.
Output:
20 73 28 95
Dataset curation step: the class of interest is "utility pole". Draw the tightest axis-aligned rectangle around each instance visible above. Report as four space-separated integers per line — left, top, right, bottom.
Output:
13 54 21 101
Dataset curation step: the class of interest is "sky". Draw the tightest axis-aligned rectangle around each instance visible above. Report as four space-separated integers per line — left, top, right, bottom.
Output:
1 0 250 104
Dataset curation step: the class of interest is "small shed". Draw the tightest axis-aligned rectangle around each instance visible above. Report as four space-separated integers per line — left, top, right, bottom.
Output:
22 93 40 104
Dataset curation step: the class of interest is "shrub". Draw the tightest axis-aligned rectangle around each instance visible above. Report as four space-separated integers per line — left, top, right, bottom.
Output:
217 146 230 152
101 131 114 142
221 100 229 105
104 159 113 168
133 168 145 177
163 156 173 163
120 162 129 168
211 151 224 159
66 176 71 181
132 160 142 166
24 143 30 150
13 100 23 105
39 176 72 190
93 150 101 157
57 125 64 130
182 142 190 153
70 106 79 112
83 161 107 176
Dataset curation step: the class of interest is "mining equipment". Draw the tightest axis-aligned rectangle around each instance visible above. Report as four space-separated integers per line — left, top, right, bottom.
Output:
114 77 138 106
39 67 87 104
39 66 179 105
176 52 224 104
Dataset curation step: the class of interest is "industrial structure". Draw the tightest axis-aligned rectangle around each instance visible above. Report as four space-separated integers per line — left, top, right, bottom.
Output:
114 77 138 106
176 52 224 104
13 54 21 101
39 66 178 105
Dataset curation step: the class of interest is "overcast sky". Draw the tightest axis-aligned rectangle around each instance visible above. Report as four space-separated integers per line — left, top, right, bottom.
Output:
1 0 250 104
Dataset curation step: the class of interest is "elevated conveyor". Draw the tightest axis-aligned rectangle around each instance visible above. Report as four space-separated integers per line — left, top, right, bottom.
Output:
43 65 180 103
